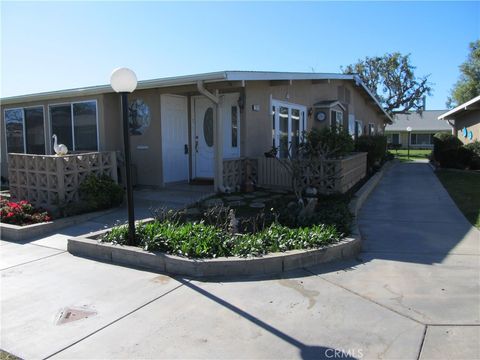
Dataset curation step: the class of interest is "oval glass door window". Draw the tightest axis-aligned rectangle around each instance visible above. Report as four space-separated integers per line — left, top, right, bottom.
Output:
203 107 214 147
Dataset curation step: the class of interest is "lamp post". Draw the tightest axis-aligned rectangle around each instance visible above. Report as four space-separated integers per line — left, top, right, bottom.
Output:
406 126 412 160
110 68 138 245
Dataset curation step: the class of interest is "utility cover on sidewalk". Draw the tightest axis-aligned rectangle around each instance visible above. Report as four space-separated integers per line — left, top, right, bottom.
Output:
56 307 97 325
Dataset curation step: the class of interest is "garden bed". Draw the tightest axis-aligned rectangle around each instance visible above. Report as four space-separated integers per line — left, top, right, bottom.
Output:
67 181 379 277
0 207 120 242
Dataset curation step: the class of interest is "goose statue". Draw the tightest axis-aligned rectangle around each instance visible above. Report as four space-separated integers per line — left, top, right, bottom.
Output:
52 134 68 156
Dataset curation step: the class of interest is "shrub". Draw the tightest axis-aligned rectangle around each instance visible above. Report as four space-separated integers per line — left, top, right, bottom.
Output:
433 133 463 167
0 198 51 226
433 134 479 169
355 135 387 171
79 174 124 211
465 141 480 170
305 127 354 158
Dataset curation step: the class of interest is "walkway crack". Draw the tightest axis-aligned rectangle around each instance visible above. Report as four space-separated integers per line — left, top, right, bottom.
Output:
1 251 65 271
416 325 428 360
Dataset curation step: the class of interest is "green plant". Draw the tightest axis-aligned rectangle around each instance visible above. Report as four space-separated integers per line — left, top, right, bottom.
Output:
432 133 478 169
79 174 124 211
355 135 387 171
101 219 342 259
305 127 354 158
464 141 480 170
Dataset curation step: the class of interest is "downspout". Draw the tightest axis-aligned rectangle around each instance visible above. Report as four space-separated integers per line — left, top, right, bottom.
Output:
196 81 223 192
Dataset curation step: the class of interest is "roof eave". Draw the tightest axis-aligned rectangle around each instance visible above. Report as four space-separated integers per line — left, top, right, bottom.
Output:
438 95 480 120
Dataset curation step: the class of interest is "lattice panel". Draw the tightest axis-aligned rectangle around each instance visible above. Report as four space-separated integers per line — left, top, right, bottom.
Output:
223 158 258 189
8 152 118 211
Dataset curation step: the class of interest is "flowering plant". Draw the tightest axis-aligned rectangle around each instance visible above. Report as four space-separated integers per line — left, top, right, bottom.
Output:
0 197 52 226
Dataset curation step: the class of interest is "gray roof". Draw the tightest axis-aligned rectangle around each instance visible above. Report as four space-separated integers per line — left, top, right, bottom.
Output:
386 110 452 131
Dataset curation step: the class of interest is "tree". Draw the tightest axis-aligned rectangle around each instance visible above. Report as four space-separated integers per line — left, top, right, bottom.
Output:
447 40 480 108
342 52 431 114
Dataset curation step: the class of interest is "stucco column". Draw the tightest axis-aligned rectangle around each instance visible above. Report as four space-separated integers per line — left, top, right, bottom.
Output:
214 95 224 191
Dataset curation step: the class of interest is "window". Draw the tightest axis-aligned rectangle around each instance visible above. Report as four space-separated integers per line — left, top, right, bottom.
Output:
387 133 400 144
331 110 343 129
354 120 363 139
4 106 45 154
271 100 306 159
49 100 98 152
411 133 434 145
231 106 238 148
368 123 375 135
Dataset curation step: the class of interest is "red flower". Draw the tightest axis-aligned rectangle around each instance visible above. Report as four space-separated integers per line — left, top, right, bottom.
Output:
7 212 14 217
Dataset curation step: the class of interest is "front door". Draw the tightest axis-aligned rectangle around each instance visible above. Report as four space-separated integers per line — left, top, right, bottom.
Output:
161 94 189 183
193 97 215 178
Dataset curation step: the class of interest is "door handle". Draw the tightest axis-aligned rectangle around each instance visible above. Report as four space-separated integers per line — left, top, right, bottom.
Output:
195 136 199 153
184 144 189 154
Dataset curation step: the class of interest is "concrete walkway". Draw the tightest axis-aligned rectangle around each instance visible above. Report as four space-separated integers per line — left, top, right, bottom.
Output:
1 163 479 359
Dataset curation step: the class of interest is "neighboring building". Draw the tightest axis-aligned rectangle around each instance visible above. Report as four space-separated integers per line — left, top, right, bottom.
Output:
438 95 480 144
385 110 452 149
1 71 392 190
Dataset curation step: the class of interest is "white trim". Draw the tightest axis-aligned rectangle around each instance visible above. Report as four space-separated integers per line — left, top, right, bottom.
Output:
271 98 307 158
438 95 480 120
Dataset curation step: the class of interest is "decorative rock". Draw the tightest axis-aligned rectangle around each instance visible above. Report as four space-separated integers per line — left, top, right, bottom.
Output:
228 200 247 207
250 202 265 209
252 191 269 197
270 189 289 194
185 208 201 216
203 198 224 207
224 195 244 201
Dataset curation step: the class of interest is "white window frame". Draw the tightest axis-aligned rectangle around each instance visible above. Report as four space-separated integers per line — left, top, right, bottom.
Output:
368 123 375 135
3 105 46 154
355 120 363 138
331 110 344 129
48 99 99 153
271 98 306 158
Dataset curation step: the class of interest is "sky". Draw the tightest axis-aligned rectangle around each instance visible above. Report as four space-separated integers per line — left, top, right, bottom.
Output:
1 1 479 110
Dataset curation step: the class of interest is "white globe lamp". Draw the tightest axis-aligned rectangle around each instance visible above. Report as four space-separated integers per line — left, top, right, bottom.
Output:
110 67 137 93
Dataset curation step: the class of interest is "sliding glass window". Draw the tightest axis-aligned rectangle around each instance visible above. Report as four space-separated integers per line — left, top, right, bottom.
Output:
4 107 45 154
50 100 98 152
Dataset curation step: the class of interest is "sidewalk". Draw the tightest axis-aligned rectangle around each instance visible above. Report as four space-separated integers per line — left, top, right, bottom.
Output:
1 162 478 359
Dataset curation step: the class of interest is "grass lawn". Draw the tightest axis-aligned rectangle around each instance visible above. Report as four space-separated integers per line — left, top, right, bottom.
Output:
389 149 431 162
436 169 480 228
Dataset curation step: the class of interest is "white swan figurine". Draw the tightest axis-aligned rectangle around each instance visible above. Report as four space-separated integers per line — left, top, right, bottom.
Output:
52 134 68 155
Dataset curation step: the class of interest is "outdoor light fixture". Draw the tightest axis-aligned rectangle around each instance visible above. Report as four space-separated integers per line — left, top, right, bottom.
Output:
110 67 138 245
406 126 412 160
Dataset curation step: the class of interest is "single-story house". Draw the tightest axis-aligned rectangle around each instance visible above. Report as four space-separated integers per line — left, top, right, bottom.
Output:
385 110 453 149
1 71 392 191
438 95 480 144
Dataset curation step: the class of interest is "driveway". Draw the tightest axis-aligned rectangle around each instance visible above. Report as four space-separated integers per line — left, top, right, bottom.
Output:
1 162 479 359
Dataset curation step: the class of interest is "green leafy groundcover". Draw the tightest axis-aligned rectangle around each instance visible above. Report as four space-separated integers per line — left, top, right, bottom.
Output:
101 221 342 258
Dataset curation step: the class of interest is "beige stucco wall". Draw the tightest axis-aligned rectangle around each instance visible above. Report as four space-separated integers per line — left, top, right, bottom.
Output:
1 79 388 187
453 110 480 144
243 80 387 158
